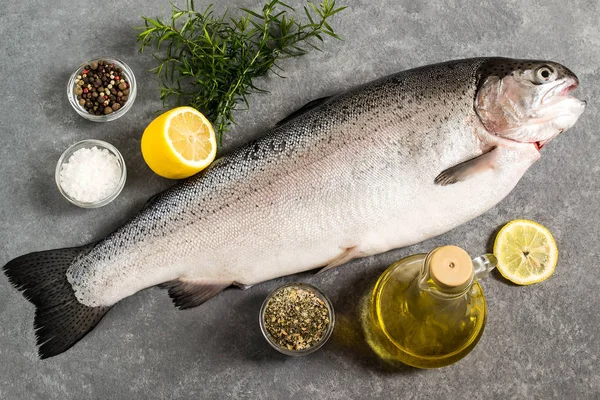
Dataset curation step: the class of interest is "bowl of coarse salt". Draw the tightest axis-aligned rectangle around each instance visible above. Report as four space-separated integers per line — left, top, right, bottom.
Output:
55 139 126 208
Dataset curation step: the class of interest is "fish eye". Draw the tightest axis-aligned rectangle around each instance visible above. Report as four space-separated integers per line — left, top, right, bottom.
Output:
534 66 557 83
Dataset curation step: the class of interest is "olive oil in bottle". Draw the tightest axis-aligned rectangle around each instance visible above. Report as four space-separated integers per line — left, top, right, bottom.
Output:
367 246 496 368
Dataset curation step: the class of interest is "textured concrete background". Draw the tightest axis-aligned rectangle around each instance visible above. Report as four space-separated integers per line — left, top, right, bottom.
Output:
1 0 598 399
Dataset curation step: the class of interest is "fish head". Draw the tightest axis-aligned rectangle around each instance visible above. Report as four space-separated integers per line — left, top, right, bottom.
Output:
475 58 586 150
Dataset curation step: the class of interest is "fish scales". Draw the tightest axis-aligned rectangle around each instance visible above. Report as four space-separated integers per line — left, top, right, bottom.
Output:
66 59 488 306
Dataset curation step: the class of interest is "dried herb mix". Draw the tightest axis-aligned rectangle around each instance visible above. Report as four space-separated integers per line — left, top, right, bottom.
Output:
263 286 331 351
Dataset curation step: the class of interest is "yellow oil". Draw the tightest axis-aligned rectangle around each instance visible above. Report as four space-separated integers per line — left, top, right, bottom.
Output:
368 255 486 368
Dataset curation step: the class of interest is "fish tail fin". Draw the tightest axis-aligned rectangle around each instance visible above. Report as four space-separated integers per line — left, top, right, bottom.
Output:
3 245 111 359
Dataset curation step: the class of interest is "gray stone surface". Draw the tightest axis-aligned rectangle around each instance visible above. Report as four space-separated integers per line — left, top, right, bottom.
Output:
1 0 598 399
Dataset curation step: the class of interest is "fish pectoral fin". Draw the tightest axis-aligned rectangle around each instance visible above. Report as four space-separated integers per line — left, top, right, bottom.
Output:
275 96 333 127
317 246 361 275
160 279 230 310
434 148 500 186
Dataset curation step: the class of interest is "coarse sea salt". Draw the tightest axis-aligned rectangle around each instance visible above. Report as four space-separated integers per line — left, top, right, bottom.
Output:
59 146 122 203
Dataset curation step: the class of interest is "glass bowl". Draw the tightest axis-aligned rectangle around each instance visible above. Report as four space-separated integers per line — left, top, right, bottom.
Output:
67 57 137 122
55 139 127 208
259 282 335 356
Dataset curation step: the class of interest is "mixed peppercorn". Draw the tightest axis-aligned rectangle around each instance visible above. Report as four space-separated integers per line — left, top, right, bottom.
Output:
73 60 131 116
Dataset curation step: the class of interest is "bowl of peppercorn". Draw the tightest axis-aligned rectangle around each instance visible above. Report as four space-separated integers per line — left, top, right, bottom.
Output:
67 57 137 122
259 283 335 356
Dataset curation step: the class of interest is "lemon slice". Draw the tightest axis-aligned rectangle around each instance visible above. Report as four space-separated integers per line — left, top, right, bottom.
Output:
493 219 558 285
141 107 217 179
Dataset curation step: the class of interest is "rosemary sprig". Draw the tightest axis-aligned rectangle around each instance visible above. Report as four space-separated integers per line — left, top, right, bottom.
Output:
137 0 346 142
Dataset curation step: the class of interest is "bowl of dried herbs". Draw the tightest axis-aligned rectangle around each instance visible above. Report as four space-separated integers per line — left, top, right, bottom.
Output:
260 283 335 356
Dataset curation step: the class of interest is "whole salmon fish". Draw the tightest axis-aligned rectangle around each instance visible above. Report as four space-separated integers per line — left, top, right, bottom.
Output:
3 58 585 358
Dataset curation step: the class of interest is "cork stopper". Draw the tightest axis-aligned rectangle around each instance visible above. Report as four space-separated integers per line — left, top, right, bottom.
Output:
429 246 473 288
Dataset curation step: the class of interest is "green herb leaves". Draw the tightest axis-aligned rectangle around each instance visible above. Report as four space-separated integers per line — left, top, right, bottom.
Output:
138 0 346 143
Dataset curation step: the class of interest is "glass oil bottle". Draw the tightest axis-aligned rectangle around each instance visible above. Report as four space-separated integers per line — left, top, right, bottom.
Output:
367 246 496 368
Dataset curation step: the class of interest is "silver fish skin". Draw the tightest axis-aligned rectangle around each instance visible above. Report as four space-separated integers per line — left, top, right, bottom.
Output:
3 57 585 358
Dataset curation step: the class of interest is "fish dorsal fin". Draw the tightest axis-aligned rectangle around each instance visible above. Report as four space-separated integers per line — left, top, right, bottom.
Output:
275 96 332 127
434 148 501 186
160 279 230 310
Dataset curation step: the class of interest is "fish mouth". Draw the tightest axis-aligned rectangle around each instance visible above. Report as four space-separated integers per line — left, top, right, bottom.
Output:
541 76 579 105
534 76 582 152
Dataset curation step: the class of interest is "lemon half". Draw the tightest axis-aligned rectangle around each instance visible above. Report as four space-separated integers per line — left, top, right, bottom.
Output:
493 219 558 285
141 107 217 179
